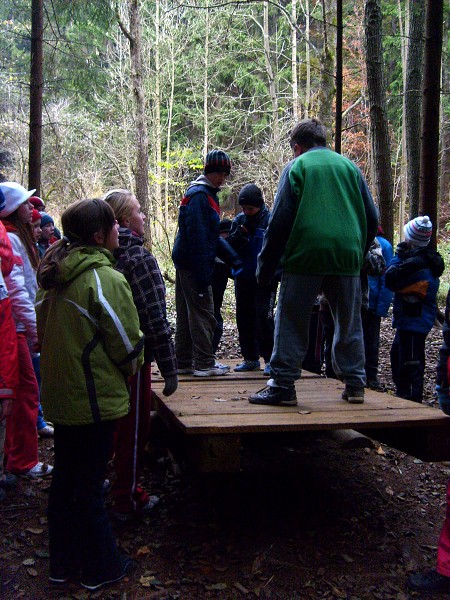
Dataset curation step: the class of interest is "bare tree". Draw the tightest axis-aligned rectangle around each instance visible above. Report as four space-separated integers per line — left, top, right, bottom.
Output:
29 0 43 195
419 0 444 248
117 0 150 243
364 0 394 243
405 0 425 219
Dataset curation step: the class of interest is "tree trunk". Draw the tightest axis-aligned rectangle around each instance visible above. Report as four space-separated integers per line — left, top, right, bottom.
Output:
28 0 43 195
405 0 425 219
263 2 280 149
305 0 311 118
419 0 443 248
154 0 163 240
334 0 343 154
364 0 394 244
203 6 210 157
317 0 335 140
125 0 150 244
291 0 300 121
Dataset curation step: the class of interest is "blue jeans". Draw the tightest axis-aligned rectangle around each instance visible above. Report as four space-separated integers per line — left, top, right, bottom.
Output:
270 273 365 388
48 421 121 581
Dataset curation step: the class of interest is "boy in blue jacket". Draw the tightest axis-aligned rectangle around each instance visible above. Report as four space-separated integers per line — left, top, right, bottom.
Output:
385 216 444 402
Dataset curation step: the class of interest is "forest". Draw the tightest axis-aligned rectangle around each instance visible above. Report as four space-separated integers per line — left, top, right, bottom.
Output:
0 0 448 265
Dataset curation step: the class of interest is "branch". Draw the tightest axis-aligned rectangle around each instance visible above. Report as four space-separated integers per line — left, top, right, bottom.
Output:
342 96 363 118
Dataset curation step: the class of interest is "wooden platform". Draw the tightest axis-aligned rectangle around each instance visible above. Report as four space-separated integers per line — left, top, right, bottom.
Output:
151 360 450 472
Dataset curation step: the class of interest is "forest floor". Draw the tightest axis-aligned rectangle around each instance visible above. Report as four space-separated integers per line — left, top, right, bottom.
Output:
1 312 450 599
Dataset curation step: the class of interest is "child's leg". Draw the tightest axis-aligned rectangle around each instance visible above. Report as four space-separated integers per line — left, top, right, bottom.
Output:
5 333 39 473
49 421 122 583
235 278 258 361
112 364 152 514
392 330 426 401
255 284 275 363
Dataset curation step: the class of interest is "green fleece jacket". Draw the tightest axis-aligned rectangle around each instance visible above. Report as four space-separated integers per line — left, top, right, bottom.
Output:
256 147 378 285
36 246 144 425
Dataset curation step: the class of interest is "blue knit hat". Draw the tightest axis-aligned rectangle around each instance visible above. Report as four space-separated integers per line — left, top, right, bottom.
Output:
39 212 54 227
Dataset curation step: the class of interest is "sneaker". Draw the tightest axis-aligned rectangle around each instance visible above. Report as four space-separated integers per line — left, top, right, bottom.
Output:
407 570 450 593
113 494 160 522
263 363 271 376
19 462 53 479
367 380 383 391
80 555 135 591
342 385 365 404
0 472 18 490
194 363 230 377
178 367 194 374
38 424 54 437
234 360 260 372
249 385 297 406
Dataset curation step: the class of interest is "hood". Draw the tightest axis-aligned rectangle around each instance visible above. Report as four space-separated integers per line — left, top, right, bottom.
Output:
187 174 219 192
56 246 115 286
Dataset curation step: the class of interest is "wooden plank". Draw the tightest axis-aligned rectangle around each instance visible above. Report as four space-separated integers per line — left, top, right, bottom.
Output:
150 362 450 470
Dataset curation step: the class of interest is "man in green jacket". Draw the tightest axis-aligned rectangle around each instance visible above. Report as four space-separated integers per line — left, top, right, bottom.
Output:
249 118 378 406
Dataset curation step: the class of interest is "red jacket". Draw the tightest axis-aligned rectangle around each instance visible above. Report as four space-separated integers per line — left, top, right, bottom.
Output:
0 222 18 399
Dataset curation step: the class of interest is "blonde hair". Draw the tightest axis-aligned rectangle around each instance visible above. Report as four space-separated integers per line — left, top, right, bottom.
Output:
101 189 135 225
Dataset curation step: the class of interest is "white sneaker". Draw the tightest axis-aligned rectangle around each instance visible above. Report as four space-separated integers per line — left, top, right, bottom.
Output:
38 425 54 437
21 462 53 479
194 363 230 377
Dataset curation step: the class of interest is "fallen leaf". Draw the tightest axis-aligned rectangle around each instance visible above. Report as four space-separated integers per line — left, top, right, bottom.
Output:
26 568 38 577
204 582 227 591
22 558 35 566
139 575 157 587
376 446 386 455
299 410 311 415
213 397 227 402
26 528 44 535
136 545 152 556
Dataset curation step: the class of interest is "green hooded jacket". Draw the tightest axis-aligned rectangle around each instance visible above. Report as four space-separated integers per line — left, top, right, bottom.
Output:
36 246 144 425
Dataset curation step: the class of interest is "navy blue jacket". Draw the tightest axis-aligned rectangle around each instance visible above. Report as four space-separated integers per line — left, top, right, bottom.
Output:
228 205 270 280
385 242 444 334
172 175 222 292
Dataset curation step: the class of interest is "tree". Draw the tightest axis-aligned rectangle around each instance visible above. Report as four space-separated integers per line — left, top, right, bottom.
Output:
419 0 444 248
117 0 150 242
364 0 394 243
28 0 43 194
405 0 425 219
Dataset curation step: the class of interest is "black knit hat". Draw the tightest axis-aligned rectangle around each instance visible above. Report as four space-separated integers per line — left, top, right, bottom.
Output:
204 150 232 175
238 183 264 208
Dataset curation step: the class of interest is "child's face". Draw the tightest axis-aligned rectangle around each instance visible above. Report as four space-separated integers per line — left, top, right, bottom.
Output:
241 205 260 217
17 200 32 224
125 197 146 237
103 221 120 252
40 222 54 241
32 221 42 242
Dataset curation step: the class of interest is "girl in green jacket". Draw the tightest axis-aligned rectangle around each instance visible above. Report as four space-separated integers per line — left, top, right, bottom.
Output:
36 199 144 591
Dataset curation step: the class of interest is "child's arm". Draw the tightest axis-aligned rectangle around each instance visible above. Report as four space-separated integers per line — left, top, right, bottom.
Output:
128 253 177 380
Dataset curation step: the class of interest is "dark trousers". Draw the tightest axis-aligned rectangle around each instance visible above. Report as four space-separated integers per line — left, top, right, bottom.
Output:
211 263 229 353
48 421 122 581
390 329 426 402
235 277 275 363
362 309 382 383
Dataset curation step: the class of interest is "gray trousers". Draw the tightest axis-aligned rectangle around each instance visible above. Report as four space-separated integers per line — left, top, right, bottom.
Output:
175 269 217 370
270 273 366 388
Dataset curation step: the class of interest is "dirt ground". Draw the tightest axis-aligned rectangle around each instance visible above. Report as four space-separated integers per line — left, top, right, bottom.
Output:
1 318 450 599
